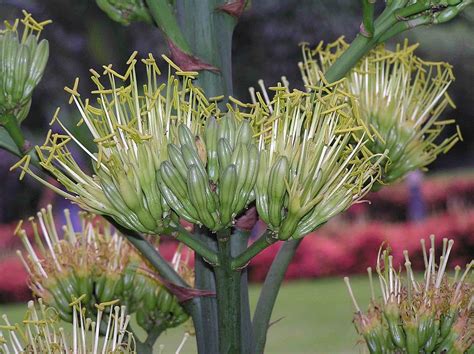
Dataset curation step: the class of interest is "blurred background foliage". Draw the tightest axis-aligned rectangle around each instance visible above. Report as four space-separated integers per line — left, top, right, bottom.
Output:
0 0 473 223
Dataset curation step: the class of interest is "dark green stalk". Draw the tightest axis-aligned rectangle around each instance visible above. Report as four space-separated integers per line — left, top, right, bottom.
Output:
109 220 189 286
361 0 376 37
144 0 192 53
324 2 431 83
231 231 278 270
173 225 219 265
193 228 219 354
231 228 253 354
252 239 302 354
135 321 168 353
173 2 237 353
176 0 235 98
215 229 242 354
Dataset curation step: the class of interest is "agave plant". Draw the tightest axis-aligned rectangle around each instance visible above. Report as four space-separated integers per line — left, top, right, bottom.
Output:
1 1 473 353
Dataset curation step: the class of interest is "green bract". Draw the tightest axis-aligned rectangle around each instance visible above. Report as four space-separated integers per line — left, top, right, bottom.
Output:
0 11 49 123
301 39 461 184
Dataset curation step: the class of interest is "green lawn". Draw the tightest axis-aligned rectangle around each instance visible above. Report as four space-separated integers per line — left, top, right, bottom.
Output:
0 276 372 353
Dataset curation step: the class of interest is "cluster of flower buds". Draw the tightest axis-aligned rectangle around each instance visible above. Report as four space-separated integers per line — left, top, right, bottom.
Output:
300 38 461 185
12 52 387 240
0 11 49 124
16 206 191 331
159 115 259 230
96 0 153 25
344 236 473 354
249 82 385 240
0 297 135 353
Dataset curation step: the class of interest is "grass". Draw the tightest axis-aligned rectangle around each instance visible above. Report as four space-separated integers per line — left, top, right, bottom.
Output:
0 276 372 353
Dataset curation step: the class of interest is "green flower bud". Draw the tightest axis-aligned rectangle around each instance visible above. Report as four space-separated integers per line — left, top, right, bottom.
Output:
0 11 49 123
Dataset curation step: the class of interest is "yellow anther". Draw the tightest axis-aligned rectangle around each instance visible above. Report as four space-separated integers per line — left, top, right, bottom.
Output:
64 78 80 104
127 51 139 65
49 107 61 126
161 54 181 71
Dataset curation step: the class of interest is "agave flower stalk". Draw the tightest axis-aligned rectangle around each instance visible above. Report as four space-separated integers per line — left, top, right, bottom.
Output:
301 39 461 184
344 236 473 354
0 11 50 152
16 206 191 345
0 297 135 353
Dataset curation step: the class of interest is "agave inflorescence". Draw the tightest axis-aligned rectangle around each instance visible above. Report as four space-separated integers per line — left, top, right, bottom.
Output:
0 11 50 123
300 38 461 184
16 206 191 331
11 52 386 239
0 297 135 353
12 52 217 234
344 236 473 354
248 81 386 240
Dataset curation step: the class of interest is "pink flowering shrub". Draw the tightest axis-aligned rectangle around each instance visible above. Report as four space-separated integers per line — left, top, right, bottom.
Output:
249 210 474 282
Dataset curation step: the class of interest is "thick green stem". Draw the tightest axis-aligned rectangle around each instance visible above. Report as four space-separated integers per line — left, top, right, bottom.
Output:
134 321 168 353
0 114 27 153
193 228 219 354
176 0 235 98
145 0 192 53
215 229 242 354
173 225 219 265
231 231 278 270
173 2 237 353
252 239 302 354
231 228 253 354
325 4 409 83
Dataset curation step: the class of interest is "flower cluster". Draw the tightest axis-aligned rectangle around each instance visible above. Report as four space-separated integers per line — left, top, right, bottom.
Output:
12 52 385 239
249 82 385 239
300 38 461 184
0 297 135 353
345 236 473 353
0 11 50 123
16 206 191 331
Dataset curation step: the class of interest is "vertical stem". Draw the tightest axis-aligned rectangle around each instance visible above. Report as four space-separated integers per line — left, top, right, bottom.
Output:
252 239 302 354
175 0 235 98
215 229 242 354
174 2 237 353
193 228 219 354
231 229 253 354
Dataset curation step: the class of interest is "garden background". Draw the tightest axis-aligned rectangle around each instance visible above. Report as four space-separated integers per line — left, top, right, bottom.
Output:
0 1 473 352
